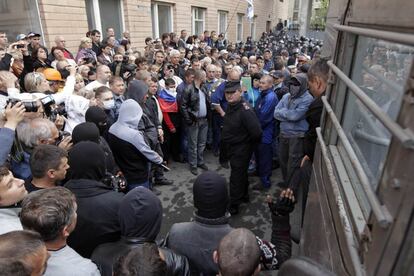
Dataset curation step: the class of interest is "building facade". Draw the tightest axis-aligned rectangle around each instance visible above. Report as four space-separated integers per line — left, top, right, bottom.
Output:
0 0 290 53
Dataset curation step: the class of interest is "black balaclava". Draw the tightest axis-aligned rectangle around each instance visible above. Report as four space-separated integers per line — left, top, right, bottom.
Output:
71 122 100 144
193 171 229 219
289 73 308 99
85 106 108 135
68 141 106 181
119 187 162 241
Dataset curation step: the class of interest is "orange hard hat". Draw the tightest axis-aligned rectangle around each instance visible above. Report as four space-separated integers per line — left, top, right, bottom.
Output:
43 68 63 81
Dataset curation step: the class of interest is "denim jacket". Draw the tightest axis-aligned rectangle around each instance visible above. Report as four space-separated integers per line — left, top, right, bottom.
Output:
274 90 314 137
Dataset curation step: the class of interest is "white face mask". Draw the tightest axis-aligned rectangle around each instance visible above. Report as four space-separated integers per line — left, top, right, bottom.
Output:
103 99 115 110
168 88 176 94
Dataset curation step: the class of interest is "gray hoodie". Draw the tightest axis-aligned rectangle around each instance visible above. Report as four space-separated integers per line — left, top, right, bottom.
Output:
109 99 162 164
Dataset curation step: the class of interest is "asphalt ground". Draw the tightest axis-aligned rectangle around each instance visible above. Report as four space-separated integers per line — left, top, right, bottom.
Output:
156 150 283 275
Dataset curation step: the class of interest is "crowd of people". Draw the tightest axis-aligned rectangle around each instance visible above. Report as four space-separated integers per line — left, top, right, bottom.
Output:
0 25 329 276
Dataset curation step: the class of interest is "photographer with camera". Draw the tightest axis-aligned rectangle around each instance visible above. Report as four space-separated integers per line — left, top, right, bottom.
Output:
11 117 72 180
110 53 136 83
158 63 183 89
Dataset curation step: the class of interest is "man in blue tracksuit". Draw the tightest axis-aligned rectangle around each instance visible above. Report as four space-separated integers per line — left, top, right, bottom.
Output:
274 73 314 187
254 75 279 189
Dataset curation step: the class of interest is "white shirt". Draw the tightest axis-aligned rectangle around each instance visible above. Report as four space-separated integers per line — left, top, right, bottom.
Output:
0 208 23 235
85 80 109 92
158 76 183 89
44 245 101 276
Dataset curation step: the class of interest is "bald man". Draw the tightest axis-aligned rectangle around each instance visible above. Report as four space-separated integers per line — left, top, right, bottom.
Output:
85 65 112 91
214 228 261 276
254 75 279 190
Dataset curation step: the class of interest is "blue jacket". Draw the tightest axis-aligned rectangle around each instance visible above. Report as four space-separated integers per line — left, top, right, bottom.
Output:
0 127 14 166
211 81 227 111
274 91 314 137
264 60 274 72
11 150 31 181
255 88 279 144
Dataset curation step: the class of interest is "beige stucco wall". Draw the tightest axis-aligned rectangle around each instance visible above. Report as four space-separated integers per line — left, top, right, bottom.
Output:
38 0 289 54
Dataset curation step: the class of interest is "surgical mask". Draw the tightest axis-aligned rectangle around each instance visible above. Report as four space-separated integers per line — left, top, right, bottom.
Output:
103 99 115 110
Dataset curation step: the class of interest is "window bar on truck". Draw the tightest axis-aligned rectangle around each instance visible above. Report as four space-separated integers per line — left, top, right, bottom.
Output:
316 127 365 276
328 61 414 149
333 24 414 46
321 96 393 228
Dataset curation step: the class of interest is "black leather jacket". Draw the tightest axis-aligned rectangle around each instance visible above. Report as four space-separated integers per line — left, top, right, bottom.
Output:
91 237 190 276
180 83 211 126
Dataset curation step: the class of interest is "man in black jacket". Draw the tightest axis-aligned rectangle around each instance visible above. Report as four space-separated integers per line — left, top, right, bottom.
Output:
221 81 262 215
64 142 124 258
91 186 190 276
181 69 210 175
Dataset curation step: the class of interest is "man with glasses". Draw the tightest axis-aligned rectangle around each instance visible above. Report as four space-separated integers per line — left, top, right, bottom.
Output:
11 118 72 181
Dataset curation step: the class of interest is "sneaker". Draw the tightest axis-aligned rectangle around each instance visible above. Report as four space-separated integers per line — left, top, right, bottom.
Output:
229 205 239 215
154 178 174 186
190 167 198 175
198 164 209 171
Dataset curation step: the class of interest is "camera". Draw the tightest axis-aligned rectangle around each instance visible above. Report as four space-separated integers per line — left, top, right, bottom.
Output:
6 98 39 112
40 95 67 121
102 173 127 192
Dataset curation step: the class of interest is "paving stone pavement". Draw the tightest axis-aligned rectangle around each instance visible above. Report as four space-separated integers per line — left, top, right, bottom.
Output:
156 151 283 275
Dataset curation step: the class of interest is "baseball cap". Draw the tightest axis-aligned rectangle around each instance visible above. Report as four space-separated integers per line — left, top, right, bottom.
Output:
27 32 41 38
16 34 26 41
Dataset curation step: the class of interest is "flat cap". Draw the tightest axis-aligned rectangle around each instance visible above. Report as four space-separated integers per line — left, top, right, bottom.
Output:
224 81 241 93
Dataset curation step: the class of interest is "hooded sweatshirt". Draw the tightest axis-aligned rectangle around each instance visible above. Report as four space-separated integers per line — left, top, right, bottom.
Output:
127 80 159 149
108 100 162 184
65 141 124 258
91 187 190 276
274 73 314 137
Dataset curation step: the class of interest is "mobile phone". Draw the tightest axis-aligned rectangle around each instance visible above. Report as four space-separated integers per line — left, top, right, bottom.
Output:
16 44 25 49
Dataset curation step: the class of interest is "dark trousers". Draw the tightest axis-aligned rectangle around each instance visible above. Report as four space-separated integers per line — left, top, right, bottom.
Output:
162 127 182 162
228 143 254 206
279 136 304 184
212 112 223 153
255 143 273 187
289 159 312 219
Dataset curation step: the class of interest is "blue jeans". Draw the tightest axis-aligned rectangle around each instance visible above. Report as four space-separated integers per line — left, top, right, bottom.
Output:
181 125 189 162
255 143 273 187
187 118 208 168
